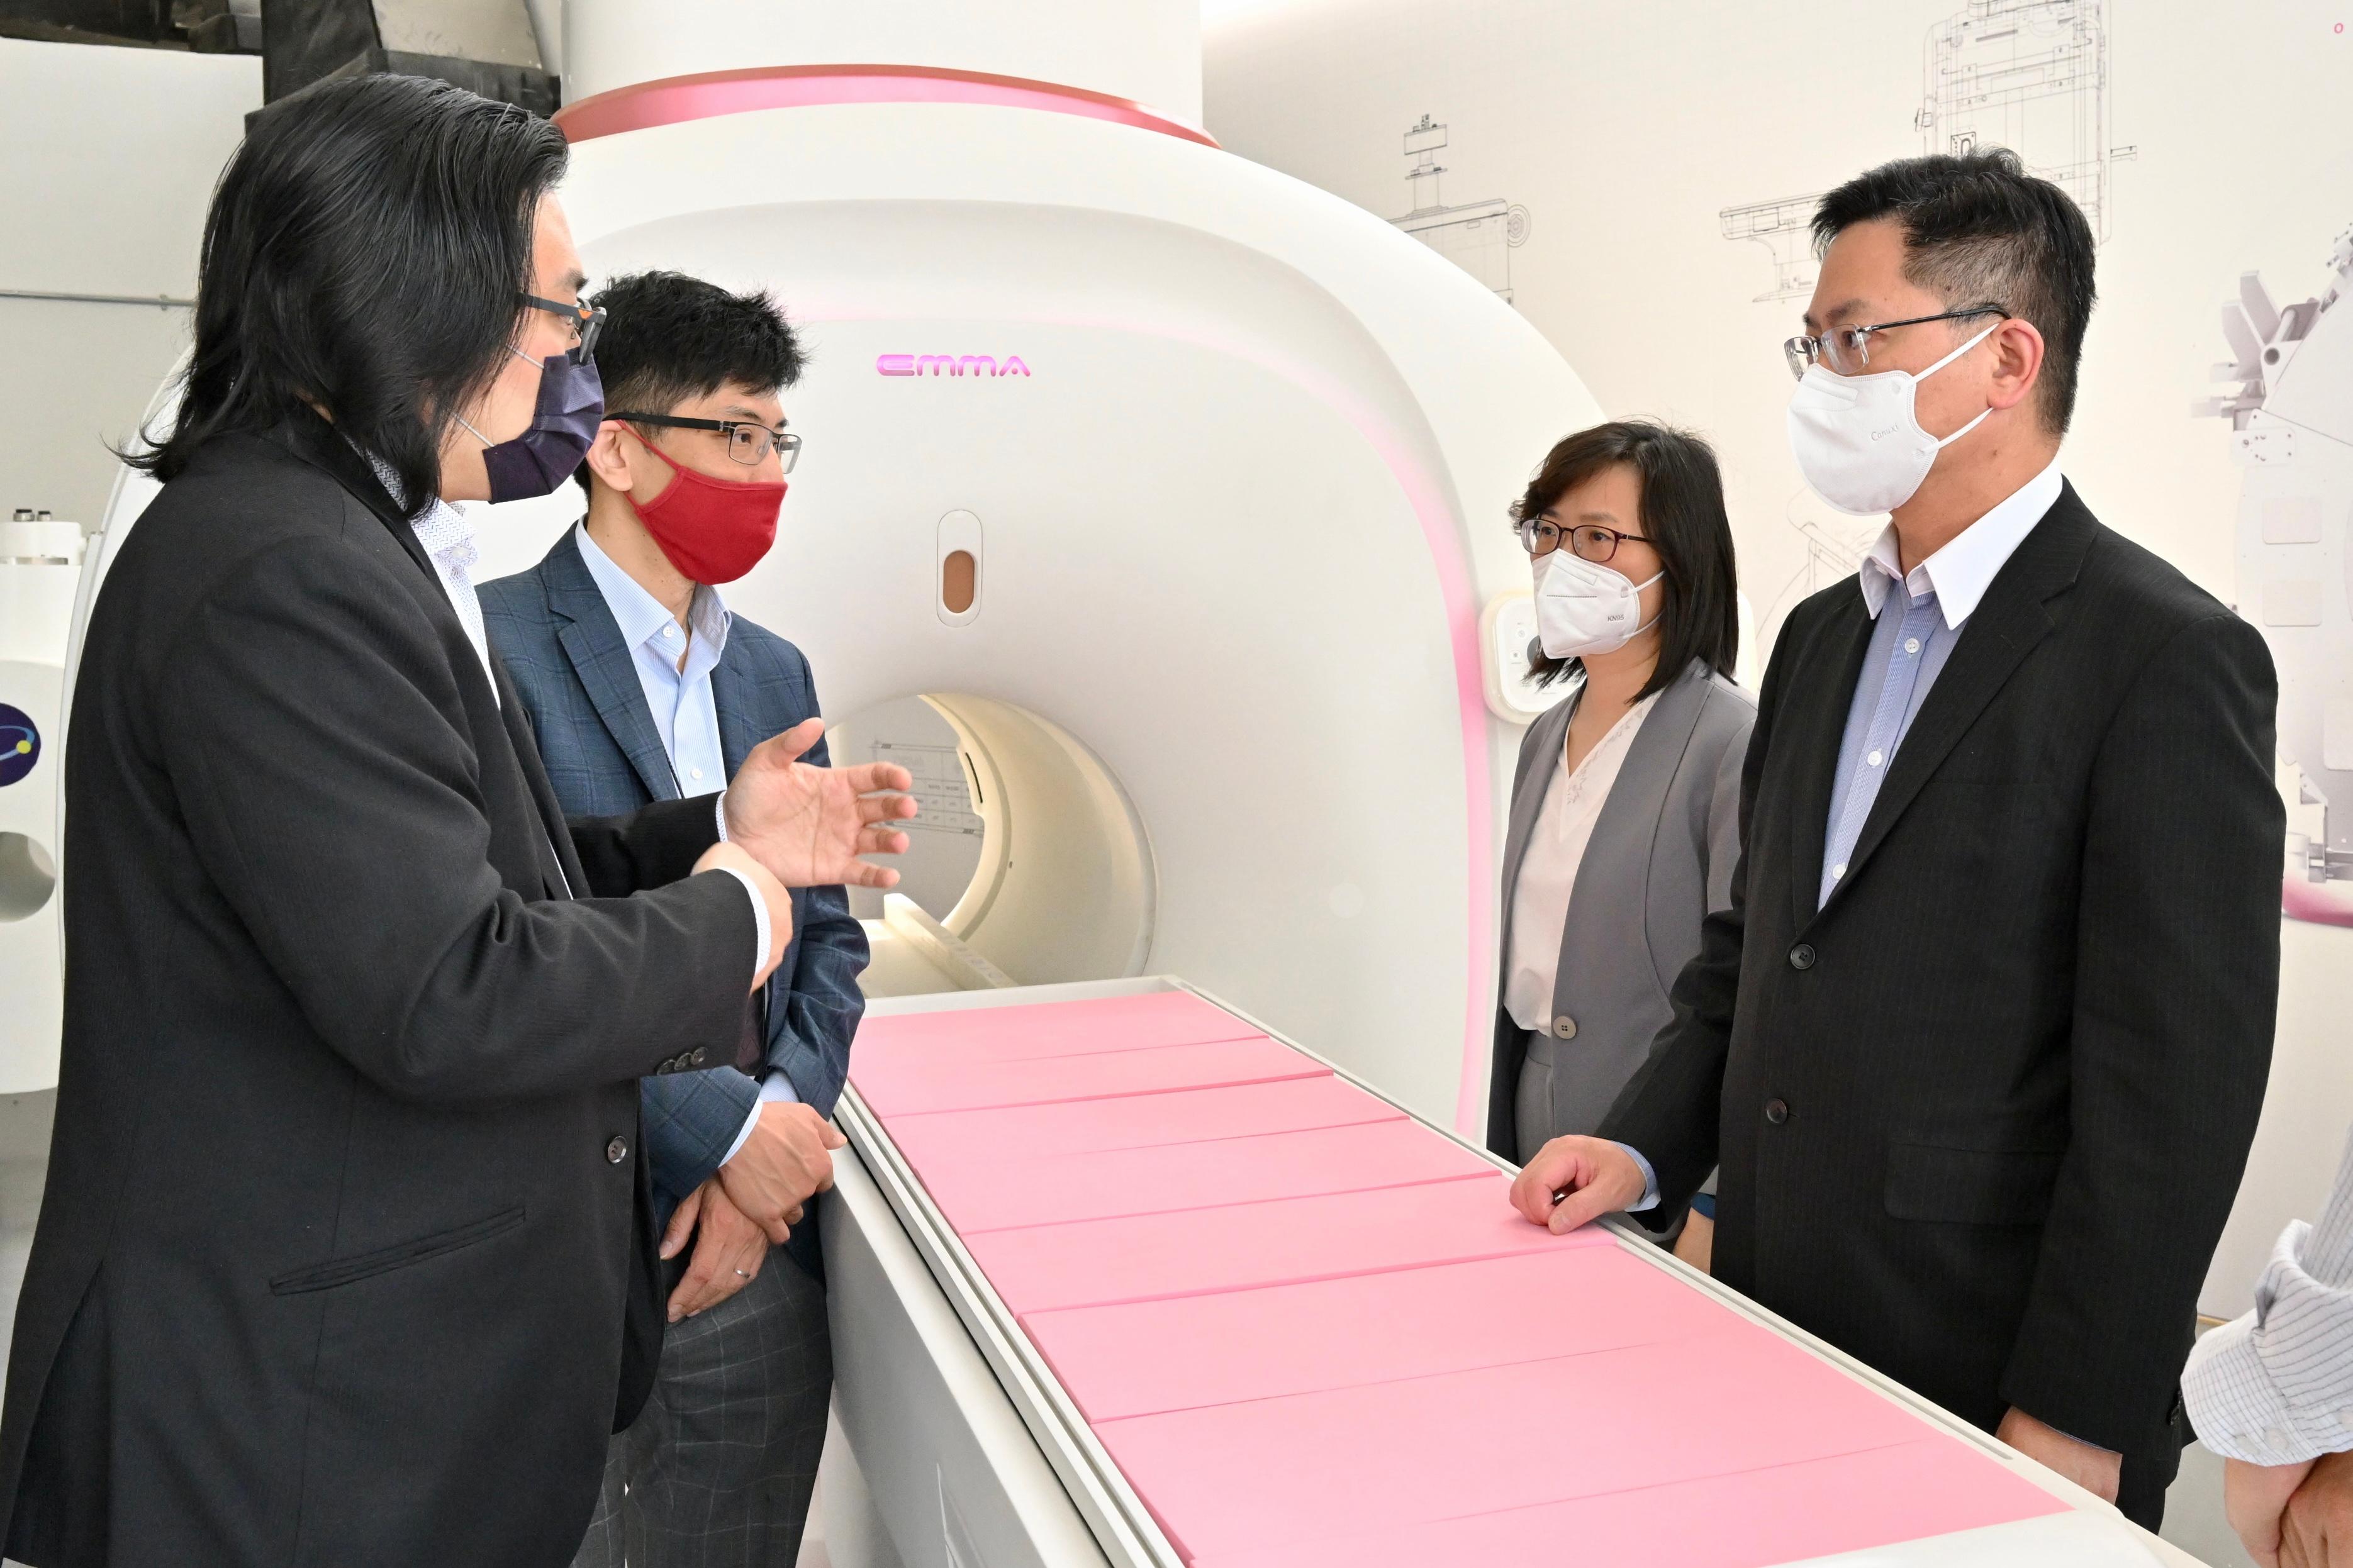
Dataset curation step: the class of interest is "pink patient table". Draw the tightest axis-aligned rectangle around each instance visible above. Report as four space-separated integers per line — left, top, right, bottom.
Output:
842 987 2140 1567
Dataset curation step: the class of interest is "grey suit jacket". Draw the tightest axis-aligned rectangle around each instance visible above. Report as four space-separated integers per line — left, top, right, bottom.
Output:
1485 658 1755 1163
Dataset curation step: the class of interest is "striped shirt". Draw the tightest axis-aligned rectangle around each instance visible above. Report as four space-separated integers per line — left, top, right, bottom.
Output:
2183 1126 2353 1464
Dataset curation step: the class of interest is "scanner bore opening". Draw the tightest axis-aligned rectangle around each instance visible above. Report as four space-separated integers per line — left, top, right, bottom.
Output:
0 833 56 923
826 694 1154 998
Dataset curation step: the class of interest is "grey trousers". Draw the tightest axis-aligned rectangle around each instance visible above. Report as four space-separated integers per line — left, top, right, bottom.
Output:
572 1245 832 1568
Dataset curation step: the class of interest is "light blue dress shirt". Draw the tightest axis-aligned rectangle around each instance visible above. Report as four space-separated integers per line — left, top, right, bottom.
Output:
1612 462 2064 1213
574 523 802 1160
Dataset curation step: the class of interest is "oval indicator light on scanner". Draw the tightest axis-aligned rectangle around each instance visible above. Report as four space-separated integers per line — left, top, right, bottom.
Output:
941 551 976 614
937 511 982 626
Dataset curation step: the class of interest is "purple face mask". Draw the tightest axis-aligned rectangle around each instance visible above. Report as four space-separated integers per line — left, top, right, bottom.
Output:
461 346 605 503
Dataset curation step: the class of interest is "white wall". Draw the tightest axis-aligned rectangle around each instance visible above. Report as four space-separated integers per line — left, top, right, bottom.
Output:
1204 0 2353 1320
0 40 260 529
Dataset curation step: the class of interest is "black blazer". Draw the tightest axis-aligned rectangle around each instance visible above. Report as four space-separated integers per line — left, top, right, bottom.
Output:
1601 482 2281 1465
0 416 759 1567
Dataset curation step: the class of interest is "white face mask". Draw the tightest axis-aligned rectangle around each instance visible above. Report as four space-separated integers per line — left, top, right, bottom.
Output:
1786 321 1997 516
1532 548 1663 660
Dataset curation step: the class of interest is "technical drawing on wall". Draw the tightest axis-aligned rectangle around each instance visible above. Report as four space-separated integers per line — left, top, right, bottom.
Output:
1721 0 2136 304
2198 223 2353 926
1388 115 1530 303
1755 494 1882 654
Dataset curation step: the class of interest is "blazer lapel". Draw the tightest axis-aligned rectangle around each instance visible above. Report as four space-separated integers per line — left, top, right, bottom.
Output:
1819 486 2097 913
544 533 681 803
710 648 762 780
1784 592 1878 933
1553 662 1710 997
496 660 589 898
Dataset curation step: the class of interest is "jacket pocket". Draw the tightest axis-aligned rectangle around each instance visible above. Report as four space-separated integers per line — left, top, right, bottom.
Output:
1883 1143 2062 1226
270 1205 526 1295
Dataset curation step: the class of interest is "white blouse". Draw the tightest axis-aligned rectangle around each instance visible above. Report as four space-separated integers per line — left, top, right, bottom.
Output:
1502 691 1660 1033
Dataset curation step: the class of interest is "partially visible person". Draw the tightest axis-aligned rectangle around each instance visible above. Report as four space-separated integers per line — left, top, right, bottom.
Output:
483 270 858 1568
1490 421 1749 1262
0 75 915 1568
2186 1126 2353 1568
1514 148 2281 1528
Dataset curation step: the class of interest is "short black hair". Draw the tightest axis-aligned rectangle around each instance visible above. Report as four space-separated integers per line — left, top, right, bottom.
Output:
1512 421 1740 699
135 73 568 513
1811 148 2096 436
578 271 805 492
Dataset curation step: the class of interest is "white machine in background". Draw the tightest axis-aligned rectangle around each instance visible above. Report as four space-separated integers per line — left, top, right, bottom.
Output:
540 0 1585 1133
0 510 81 1096
2202 223 2353 923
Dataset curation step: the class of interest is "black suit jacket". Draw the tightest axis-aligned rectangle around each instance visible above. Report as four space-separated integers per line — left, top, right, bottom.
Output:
1601 482 2281 1464
0 416 758 1567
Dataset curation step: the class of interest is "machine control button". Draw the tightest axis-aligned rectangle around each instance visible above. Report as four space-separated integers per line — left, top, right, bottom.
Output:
1789 943 1816 970
1551 1015 1578 1040
1764 1098 1790 1125
606 1136 630 1164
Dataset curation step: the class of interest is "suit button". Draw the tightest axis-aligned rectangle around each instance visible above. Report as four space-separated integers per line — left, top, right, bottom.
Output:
1551 1016 1578 1040
1764 1098 1790 1125
606 1135 629 1164
691 1047 708 1065
1788 944 1816 971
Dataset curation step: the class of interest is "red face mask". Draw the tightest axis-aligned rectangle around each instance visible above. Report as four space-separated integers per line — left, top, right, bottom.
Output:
620 427 788 585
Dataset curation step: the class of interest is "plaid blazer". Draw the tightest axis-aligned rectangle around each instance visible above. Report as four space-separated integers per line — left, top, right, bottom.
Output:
481 528 868 1245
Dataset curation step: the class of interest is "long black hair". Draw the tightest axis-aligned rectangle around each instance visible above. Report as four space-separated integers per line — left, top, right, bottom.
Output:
1512 420 1740 699
133 73 569 513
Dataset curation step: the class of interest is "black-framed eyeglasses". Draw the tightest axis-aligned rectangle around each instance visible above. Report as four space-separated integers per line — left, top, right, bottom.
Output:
1782 304 2006 380
522 293 605 361
611 412 803 472
1519 516 1650 562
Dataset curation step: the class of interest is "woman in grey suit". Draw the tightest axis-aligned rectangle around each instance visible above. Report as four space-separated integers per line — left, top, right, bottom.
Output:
1485 421 1752 1259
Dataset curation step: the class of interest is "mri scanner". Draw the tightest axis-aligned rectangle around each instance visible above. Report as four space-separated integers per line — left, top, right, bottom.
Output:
4 3 2206 1562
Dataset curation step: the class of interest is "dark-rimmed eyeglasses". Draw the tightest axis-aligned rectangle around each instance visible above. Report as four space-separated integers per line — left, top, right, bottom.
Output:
522 293 605 361
1782 304 2006 380
612 412 803 472
1519 517 1650 562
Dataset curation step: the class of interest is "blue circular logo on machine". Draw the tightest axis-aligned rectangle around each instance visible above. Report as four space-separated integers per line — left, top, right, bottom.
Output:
0 704 39 787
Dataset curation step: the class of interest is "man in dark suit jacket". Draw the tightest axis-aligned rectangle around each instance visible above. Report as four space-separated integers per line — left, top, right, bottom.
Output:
1 80 910 1568
1518 150 2281 1528
482 270 863 1568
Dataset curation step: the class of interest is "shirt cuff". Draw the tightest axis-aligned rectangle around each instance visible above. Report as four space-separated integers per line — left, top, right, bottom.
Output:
1613 1142 1662 1212
715 791 731 843
720 1094 764 1166
2183 1216 2353 1465
707 864 771 984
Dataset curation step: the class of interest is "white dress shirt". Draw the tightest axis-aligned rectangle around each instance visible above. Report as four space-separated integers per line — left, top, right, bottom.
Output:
2184 1126 2353 1465
1504 691 1660 1033
574 525 800 1164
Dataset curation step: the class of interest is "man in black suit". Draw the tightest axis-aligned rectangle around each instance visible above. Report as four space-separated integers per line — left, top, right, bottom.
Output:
0 77 914 1567
1516 149 2281 1528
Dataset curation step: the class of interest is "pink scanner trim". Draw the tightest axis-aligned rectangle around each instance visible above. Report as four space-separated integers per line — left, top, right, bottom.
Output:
561 74 1498 1133
556 63 1221 149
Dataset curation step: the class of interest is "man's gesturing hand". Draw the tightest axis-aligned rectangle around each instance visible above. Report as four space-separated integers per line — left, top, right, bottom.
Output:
715 1101 847 1244
1508 1135 1646 1235
692 842 791 989
722 717 917 890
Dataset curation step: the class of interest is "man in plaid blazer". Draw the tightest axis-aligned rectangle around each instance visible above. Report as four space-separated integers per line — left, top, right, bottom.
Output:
481 270 866 1567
